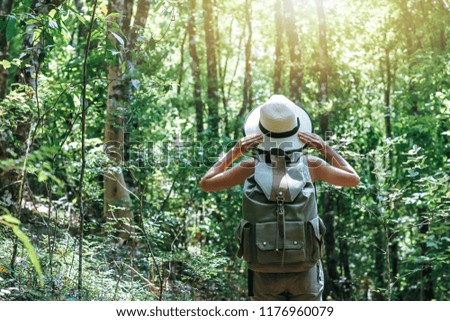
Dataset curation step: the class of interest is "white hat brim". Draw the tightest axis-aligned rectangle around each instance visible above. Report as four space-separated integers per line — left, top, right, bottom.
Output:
243 97 313 151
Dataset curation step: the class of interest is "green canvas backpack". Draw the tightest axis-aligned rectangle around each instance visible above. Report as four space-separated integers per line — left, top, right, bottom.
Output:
235 150 326 273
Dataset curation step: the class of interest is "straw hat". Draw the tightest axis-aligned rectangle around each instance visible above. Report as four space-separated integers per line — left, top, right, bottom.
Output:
243 95 313 151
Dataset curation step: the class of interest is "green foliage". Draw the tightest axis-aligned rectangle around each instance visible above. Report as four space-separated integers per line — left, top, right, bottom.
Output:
0 214 43 287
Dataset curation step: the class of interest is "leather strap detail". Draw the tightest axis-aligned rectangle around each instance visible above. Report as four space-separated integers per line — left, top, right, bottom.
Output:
269 155 291 202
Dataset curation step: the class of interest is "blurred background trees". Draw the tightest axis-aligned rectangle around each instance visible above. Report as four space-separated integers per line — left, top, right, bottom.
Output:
0 0 448 300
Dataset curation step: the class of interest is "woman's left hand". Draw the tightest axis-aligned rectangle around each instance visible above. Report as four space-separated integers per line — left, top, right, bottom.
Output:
297 131 327 152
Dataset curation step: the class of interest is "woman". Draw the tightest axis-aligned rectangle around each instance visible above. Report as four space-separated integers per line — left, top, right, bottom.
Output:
200 95 359 300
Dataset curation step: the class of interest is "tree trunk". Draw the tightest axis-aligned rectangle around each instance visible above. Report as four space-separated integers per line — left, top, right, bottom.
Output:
439 0 448 51
242 0 253 116
128 0 151 46
319 111 341 300
322 194 341 300
390 240 399 291
188 0 204 136
373 225 385 299
400 1 415 57
0 0 15 214
0 0 13 99
383 31 396 300
15 0 63 88
216 16 231 137
233 0 252 139
283 0 302 105
384 45 392 140
7 0 64 270
103 0 151 241
202 0 219 138
273 0 283 94
315 0 328 104
104 0 134 241
399 1 419 116
419 216 434 300
177 29 187 97
75 0 88 55
2 0 63 203
340 238 352 300
314 0 339 300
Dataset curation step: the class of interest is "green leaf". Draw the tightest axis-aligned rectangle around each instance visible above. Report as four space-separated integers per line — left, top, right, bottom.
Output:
110 31 125 46
75 13 87 25
12 226 44 287
48 18 59 29
107 13 121 19
48 9 57 19
38 170 48 182
0 214 20 225
426 241 439 249
131 79 140 89
0 60 11 69
154 0 165 12
6 15 17 41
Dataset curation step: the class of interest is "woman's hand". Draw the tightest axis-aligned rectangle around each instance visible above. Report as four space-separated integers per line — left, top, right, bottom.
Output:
297 131 327 152
199 134 261 192
235 134 263 155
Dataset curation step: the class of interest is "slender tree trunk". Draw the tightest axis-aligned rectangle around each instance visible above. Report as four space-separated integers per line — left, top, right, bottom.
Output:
397 2 435 299
390 240 399 290
217 17 231 137
439 0 448 51
104 0 134 241
78 0 98 298
316 0 328 104
0 0 14 164
373 224 385 299
123 0 151 187
273 0 283 94
419 216 434 300
128 0 151 46
177 29 187 97
15 0 63 88
283 0 302 105
321 194 341 300
242 0 253 115
104 0 151 241
314 0 339 300
233 0 252 139
188 0 204 136
0 0 15 266
401 1 414 54
7 0 64 270
202 0 219 138
75 0 88 55
384 47 392 139
0 0 13 99
319 110 341 301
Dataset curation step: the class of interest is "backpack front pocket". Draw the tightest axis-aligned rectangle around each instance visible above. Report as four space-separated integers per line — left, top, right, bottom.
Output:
255 221 306 264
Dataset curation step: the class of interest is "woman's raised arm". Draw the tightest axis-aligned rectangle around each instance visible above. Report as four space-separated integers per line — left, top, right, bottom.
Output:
298 132 360 187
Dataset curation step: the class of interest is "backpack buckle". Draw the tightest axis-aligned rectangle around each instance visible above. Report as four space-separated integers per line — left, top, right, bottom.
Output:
276 192 285 215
